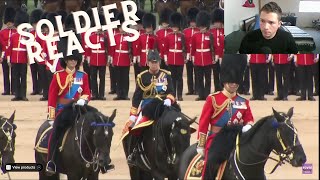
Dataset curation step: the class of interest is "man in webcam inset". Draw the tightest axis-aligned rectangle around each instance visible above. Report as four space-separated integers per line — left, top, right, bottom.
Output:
239 2 298 54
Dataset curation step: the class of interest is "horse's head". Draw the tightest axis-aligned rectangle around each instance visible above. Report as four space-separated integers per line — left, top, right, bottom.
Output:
159 107 196 165
89 109 116 169
0 111 16 172
271 107 306 167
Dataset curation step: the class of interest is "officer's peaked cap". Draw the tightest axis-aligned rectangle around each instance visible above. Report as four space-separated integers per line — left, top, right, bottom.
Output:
147 50 161 62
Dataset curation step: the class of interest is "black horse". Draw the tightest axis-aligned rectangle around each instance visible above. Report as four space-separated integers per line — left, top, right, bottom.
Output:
123 98 196 180
0 111 16 174
35 103 116 180
179 107 307 180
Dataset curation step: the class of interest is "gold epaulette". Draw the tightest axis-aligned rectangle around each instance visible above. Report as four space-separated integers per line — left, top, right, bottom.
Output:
160 69 171 75
211 94 232 119
137 70 149 79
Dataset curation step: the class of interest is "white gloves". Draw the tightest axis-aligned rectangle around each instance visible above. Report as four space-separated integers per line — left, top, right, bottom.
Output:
76 99 86 106
196 147 205 157
242 124 252 133
129 115 137 122
163 99 171 107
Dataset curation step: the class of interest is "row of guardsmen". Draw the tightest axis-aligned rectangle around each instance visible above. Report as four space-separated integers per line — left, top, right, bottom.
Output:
0 6 225 101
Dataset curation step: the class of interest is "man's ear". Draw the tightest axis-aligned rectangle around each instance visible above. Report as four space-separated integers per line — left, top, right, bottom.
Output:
278 20 282 27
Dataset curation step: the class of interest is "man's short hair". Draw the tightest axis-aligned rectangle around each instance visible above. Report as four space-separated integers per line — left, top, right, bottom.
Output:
260 2 282 20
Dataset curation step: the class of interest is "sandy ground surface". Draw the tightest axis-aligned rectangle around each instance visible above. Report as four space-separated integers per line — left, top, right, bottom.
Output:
0 65 318 180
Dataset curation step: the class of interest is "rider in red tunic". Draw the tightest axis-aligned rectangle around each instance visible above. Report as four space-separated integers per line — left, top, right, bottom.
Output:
196 54 254 179
46 39 90 175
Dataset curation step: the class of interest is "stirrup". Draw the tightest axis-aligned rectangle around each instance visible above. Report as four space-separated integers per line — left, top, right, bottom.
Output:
127 149 137 166
45 160 56 176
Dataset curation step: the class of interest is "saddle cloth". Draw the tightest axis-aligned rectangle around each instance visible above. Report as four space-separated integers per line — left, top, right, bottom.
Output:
34 124 71 154
185 154 227 180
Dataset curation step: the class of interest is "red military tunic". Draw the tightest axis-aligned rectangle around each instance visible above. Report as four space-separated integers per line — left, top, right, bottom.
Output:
29 29 44 64
132 29 145 62
183 27 200 59
88 32 107 66
133 33 158 67
41 32 62 71
273 54 290 64
106 29 120 61
249 54 267 64
6 32 28 64
109 32 131 66
156 28 173 59
210 28 224 57
163 32 185 66
48 68 91 119
191 31 214 66
0 28 17 58
296 54 315 66
198 91 254 177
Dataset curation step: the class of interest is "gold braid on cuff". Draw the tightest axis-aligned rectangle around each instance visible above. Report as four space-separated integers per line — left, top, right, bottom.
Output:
198 132 207 148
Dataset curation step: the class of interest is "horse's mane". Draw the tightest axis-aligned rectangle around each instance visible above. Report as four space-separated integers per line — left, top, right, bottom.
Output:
55 102 99 124
142 98 181 123
240 115 274 145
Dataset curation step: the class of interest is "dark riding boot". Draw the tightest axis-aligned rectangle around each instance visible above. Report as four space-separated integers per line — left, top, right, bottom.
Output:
127 147 138 167
45 131 58 176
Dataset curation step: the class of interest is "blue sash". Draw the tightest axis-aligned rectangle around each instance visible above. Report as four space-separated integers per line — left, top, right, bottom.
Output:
56 72 84 111
215 96 243 127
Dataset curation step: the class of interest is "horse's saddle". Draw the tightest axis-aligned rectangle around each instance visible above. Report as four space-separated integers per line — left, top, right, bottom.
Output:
184 154 227 180
34 122 71 154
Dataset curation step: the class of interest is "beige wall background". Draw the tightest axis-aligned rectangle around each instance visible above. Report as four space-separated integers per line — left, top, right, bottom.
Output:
225 0 320 35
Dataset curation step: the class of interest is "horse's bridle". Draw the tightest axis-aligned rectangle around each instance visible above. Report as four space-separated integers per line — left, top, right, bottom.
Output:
235 117 300 174
74 106 114 172
0 118 14 178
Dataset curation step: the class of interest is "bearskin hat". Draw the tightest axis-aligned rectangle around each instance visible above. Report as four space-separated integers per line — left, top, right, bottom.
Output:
220 54 247 85
169 12 183 29
64 14 76 30
58 37 82 69
14 9 29 27
46 12 58 30
57 10 67 24
30 9 43 24
4 7 16 24
211 8 224 24
142 13 156 30
117 12 125 25
187 7 199 23
136 9 145 24
40 12 49 20
110 8 120 22
196 11 210 28
159 8 173 25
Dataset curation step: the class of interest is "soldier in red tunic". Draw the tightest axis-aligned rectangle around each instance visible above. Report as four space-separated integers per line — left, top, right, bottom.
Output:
295 54 316 101
183 8 200 96
164 12 185 101
191 11 214 101
196 54 254 179
45 41 90 175
272 54 294 101
0 7 16 95
29 9 43 96
156 8 173 70
210 8 224 92
109 12 132 100
6 9 29 101
132 13 158 72
87 15 108 100
249 54 269 100
131 9 145 80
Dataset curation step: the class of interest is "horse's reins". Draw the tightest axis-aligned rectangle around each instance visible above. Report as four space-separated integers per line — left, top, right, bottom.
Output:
235 117 300 176
0 119 14 180
74 106 100 172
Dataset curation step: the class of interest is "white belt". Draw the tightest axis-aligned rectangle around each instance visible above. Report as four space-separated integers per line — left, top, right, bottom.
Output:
12 48 27 51
141 49 149 53
169 49 183 53
196 49 210 52
115 50 129 53
92 50 105 53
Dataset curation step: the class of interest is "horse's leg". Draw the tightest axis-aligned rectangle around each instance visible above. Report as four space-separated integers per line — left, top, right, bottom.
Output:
87 171 99 180
150 0 154 12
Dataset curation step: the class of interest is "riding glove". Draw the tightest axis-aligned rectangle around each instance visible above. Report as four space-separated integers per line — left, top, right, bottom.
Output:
196 147 205 157
76 99 86 106
163 99 172 107
242 124 252 133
